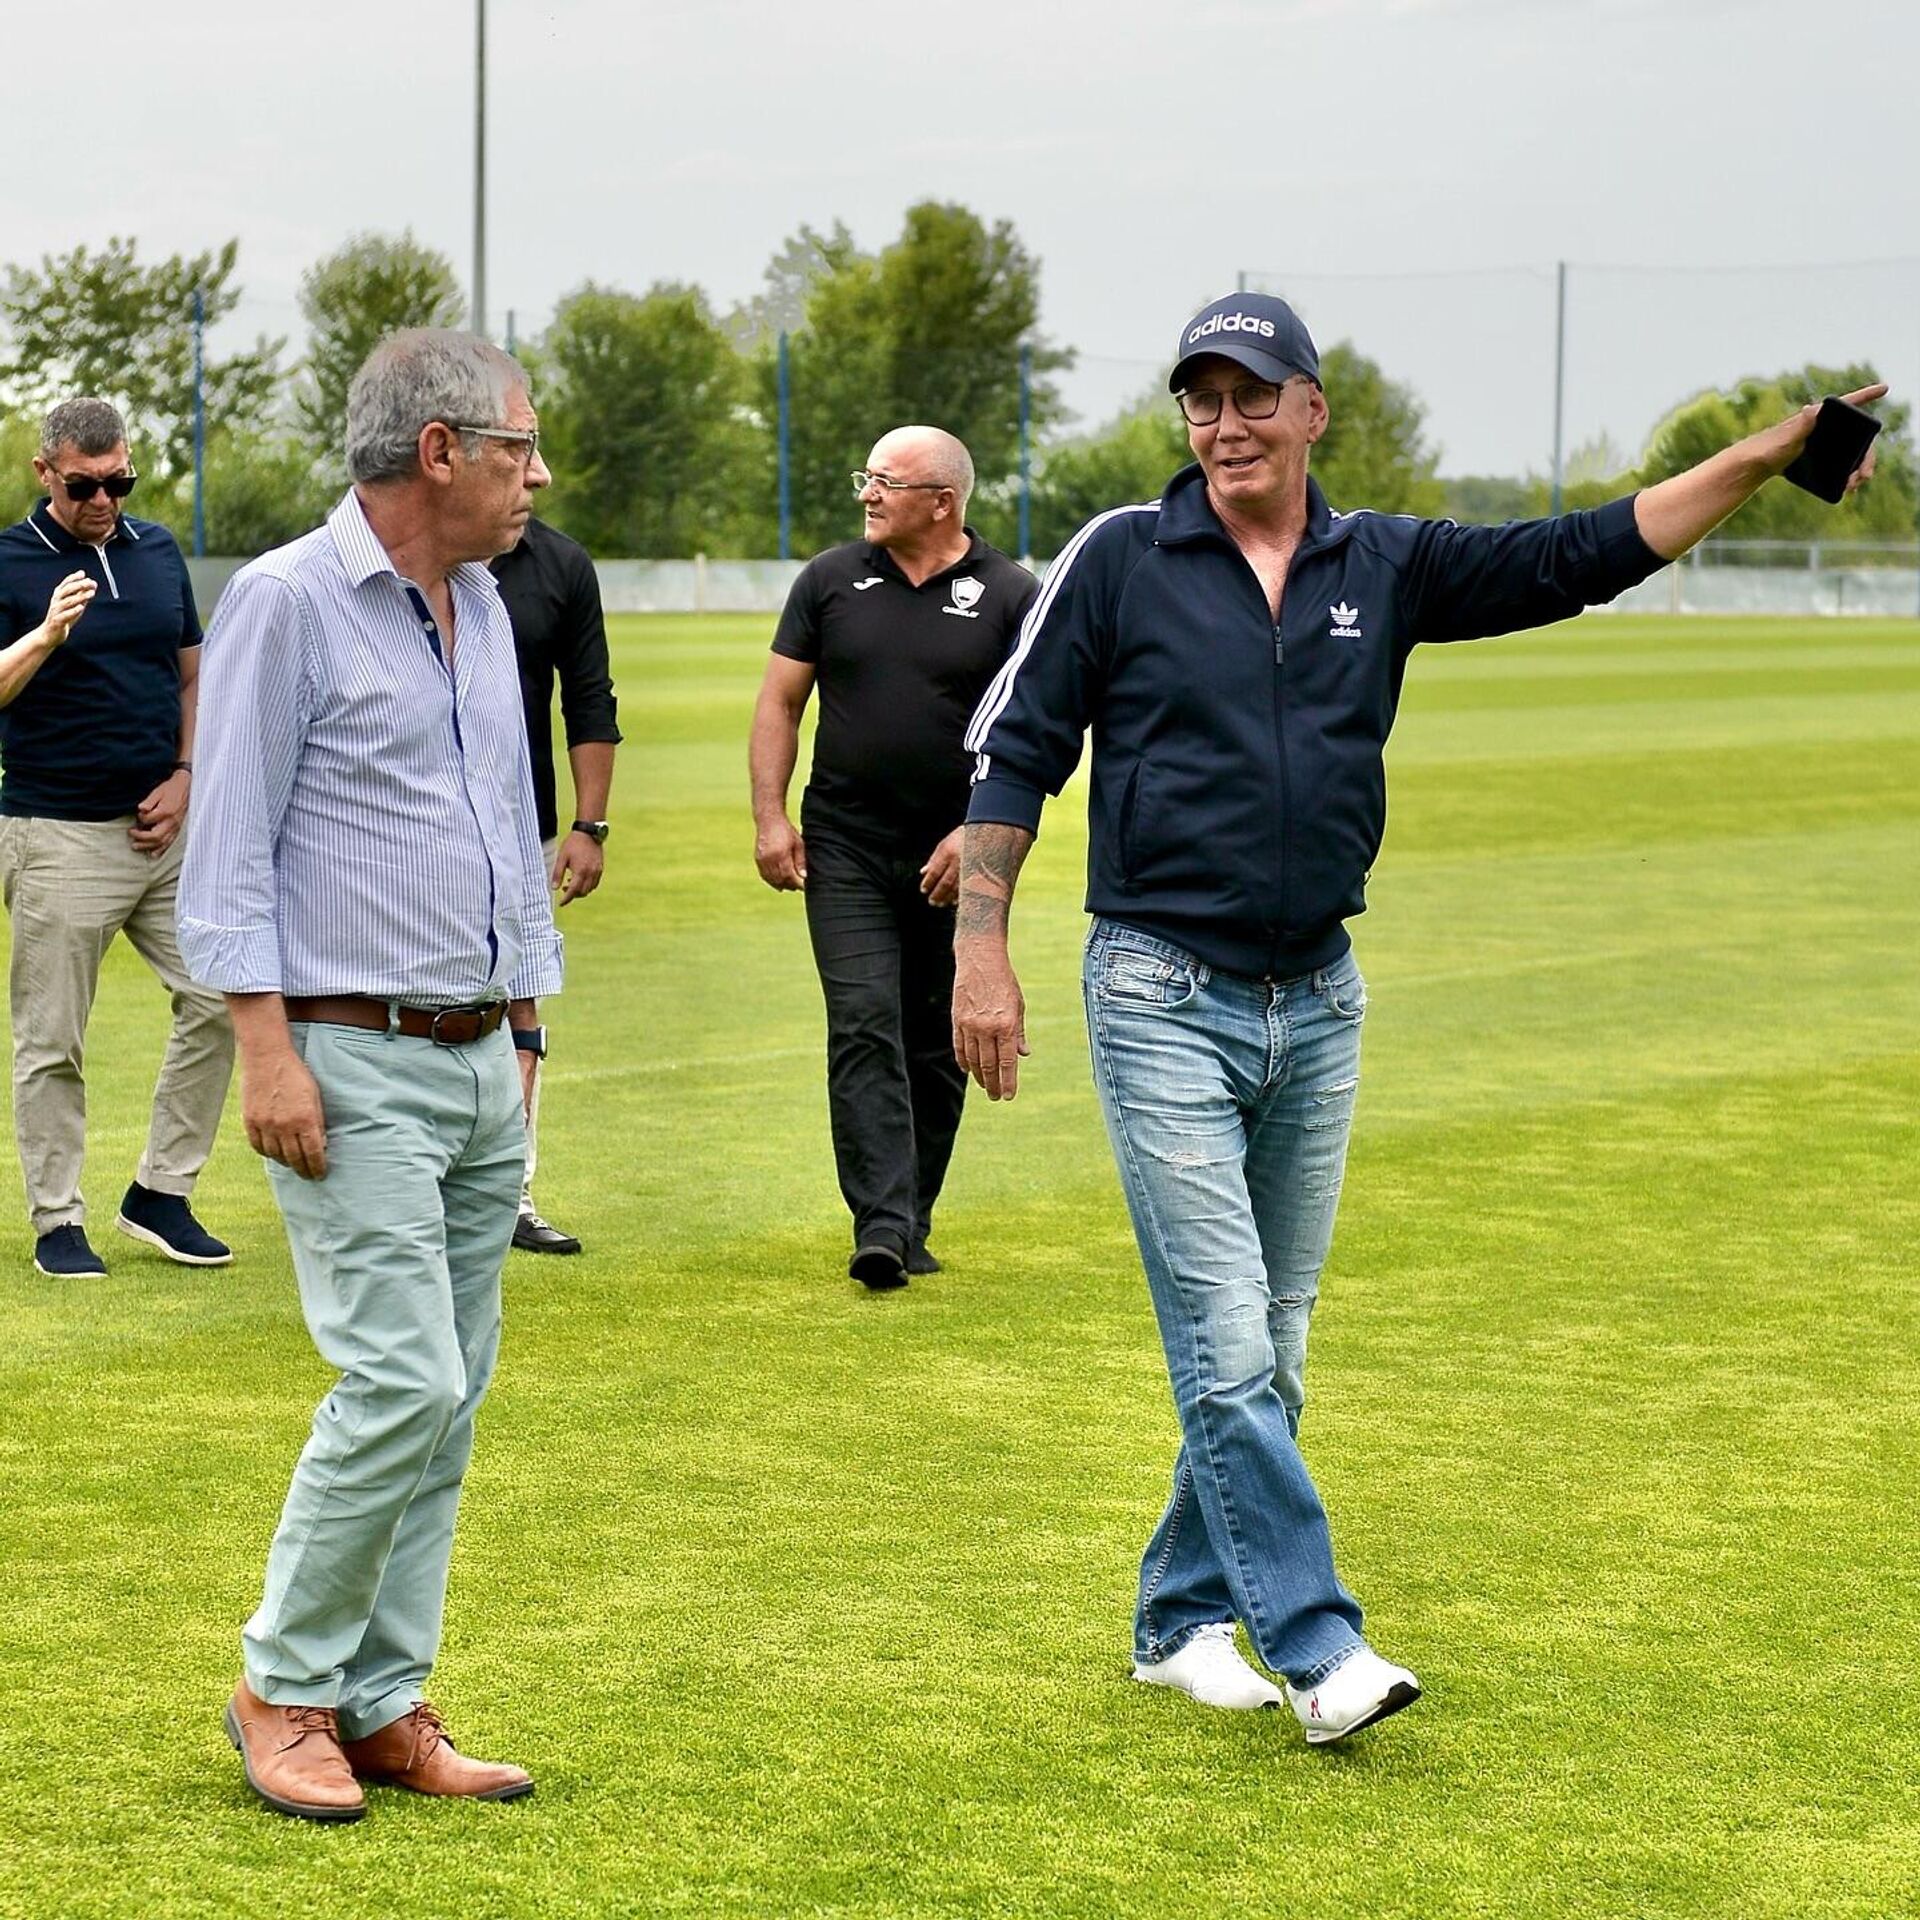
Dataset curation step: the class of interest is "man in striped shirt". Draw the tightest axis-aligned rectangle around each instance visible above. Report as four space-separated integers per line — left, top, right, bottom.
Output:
180 331 561 1823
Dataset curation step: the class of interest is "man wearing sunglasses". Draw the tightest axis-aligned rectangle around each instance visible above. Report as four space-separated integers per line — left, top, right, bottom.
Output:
751 426 1036 1290
954 292 1883 1745
0 397 235 1279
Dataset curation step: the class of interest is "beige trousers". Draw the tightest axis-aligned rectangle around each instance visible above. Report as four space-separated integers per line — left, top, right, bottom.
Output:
0 816 234 1233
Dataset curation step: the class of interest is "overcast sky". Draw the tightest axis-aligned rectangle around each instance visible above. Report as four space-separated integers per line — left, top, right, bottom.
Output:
9 0 1918 479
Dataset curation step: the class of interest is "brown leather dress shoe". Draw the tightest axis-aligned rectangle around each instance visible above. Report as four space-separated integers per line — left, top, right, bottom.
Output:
341 1702 534 1801
225 1680 365 1822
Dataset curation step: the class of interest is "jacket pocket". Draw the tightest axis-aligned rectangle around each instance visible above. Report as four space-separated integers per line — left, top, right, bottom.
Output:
1116 761 1145 886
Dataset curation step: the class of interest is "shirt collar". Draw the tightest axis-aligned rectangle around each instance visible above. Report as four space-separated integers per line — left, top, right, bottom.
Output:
27 498 137 553
1153 464 1346 552
327 489 506 608
860 527 984 587
328 489 400 587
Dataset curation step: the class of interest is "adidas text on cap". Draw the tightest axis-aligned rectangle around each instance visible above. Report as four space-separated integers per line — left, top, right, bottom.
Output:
1169 293 1320 393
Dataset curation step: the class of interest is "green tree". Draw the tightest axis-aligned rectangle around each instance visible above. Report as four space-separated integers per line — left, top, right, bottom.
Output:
1027 391 1187 558
0 238 280 479
535 281 754 556
1632 363 1915 543
134 427 337 557
0 408 42 529
725 222 854 353
1441 473 1535 523
1310 342 1445 518
754 203 1071 553
294 231 465 460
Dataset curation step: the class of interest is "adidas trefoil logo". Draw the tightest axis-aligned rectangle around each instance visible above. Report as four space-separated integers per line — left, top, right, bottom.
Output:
1328 601 1362 638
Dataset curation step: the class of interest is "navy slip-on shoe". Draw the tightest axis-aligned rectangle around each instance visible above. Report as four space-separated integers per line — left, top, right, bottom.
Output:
33 1224 107 1278
115 1183 234 1266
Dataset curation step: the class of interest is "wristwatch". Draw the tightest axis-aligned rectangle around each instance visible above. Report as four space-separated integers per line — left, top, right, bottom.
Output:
511 1025 548 1058
571 819 610 844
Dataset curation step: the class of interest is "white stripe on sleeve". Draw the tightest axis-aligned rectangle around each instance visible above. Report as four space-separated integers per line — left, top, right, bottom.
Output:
963 501 1158 756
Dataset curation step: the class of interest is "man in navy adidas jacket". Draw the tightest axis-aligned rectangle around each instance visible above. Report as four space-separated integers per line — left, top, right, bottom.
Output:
951 292 1884 1744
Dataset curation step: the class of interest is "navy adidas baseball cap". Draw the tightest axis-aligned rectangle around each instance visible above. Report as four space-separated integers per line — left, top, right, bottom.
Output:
1169 292 1320 392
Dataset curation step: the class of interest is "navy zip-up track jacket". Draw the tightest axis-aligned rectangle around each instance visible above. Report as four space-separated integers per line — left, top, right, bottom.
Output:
964 464 1666 978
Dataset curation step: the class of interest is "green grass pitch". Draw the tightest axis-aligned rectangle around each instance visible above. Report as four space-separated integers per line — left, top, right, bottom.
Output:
2 612 1918 1919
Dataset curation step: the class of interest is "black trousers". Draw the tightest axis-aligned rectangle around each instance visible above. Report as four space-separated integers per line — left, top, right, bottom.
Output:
802 824 968 1255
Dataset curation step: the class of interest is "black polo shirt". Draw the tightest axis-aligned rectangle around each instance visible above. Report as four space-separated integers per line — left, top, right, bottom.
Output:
772 531 1037 843
489 516 622 843
0 502 201 820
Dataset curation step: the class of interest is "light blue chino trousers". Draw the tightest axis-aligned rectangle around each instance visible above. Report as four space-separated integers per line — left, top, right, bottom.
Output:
1083 920 1369 1688
242 1019 524 1741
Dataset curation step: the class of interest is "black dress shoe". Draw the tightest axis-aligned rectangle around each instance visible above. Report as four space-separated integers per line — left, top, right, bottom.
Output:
849 1241 907 1290
906 1244 942 1275
513 1211 582 1255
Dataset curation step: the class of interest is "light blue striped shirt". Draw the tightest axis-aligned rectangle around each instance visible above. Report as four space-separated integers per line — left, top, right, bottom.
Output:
178 491 563 1004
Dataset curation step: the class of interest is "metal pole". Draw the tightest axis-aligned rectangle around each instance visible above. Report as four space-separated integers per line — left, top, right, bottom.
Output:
505 309 516 356
1018 342 1032 562
1235 270 1248 293
1550 259 1567 516
471 0 487 335
777 330 792 561
191 288 206 559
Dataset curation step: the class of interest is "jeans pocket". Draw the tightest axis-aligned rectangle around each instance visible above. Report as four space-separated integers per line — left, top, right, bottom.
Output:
1098 946 1200 1011
1320 964 1368 1023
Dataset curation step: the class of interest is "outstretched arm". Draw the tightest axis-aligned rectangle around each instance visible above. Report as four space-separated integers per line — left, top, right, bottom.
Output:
1634 382 1886 560
952 823 1035 1101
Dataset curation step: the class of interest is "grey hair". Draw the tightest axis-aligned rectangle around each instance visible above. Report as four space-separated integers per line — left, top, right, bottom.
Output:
886 424 975 515
41 398 127 461
345 329 530 484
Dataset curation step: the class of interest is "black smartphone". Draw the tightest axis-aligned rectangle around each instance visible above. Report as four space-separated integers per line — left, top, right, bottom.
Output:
1782 396 1883 504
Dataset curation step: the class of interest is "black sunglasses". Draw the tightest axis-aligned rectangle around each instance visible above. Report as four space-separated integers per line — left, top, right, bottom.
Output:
56 471 139 503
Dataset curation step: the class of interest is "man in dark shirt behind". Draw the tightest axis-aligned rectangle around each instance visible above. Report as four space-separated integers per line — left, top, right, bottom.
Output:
0 398 233 1278
489 514 621 1255
750 425 1036 1290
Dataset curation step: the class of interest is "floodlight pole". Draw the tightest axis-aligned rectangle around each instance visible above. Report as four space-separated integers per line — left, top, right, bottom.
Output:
472 0 488 337
1550 259 1567 516
1018 342 1032 563
777 331 792 561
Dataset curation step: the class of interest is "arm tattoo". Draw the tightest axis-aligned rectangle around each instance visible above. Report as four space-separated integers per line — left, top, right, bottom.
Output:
956 824 1033 940
955 889 1010 938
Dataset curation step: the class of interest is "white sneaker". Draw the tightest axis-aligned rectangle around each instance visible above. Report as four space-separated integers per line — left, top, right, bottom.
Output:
1286 1645 1421 1744
1131 1623 1283 1710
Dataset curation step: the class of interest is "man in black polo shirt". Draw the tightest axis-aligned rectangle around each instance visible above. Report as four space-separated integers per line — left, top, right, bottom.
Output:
488 514 621 1255
751 425 1037 1289
0 398 234 1278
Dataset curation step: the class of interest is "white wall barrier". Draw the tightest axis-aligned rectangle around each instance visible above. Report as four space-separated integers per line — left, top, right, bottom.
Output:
1601 564 1918 618
186 549 1918 621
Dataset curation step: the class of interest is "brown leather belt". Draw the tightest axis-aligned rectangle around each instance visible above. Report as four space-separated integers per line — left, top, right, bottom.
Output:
282 996 508 1046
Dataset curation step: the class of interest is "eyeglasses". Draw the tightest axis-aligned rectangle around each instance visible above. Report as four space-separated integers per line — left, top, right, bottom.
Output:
1175 381 1294 426
851 470 950 497
452 424 541 465
55 471 138 503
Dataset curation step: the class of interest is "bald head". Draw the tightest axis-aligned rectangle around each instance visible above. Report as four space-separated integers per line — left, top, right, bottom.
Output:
868 425 974 516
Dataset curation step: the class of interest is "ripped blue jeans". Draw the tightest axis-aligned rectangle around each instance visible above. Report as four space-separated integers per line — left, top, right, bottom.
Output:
1083 919 1368 1686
